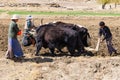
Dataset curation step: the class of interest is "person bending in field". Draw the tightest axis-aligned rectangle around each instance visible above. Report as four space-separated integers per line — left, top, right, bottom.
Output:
98 21 117 56
22 15 36 46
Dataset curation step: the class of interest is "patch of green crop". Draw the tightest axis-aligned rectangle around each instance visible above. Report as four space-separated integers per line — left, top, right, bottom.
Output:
5 10 120 17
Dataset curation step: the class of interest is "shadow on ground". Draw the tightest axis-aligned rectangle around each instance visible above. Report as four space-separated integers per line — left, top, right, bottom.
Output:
14 57 53 63
39 51 94 57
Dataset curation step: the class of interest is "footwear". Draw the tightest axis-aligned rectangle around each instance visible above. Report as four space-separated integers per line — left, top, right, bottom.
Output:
109 53 112 56
114 50 117 54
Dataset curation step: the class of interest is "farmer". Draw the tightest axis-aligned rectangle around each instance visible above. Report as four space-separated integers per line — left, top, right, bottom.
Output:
24 15 35 33
5 14 24 59
98 21 117 56
22 15 35 46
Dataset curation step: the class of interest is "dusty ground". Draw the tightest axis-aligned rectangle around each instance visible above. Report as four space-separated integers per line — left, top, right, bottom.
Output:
0 0 120 80
0 0 120 11
0 16 120 80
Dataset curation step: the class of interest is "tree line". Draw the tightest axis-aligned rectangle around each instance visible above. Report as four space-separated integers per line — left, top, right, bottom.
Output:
97 0 120 9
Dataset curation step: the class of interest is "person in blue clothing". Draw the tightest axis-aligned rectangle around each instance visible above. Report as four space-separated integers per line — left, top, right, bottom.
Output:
5 14 24 60
22 15 36 46
98 21 117 56
24 15 35 32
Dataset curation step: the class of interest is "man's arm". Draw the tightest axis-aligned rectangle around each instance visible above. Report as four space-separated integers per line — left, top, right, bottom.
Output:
98 28 102 38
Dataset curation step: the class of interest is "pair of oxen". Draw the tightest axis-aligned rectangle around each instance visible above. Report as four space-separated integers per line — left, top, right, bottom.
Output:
23 21 92 56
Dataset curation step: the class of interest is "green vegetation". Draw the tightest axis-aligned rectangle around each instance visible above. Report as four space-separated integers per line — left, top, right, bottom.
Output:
97 0 110 9
111 0 120 8
0 10 6 13
7 10 120 17
97 0 120 9
0 9 119 17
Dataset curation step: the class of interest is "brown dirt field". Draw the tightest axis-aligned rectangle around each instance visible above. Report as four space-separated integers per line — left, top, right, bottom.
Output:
0 16 120 80
0 0 120 12
0 0 120 80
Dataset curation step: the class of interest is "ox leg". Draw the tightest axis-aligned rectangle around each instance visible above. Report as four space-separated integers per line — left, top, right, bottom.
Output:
35 42 42 56
49 48 56 56
67 42 76 56
58 49 64 53
48 43 56 56
67 46 75 56
77 36 85 55
77 42 85 55
77 46 85 55
67 37 77 56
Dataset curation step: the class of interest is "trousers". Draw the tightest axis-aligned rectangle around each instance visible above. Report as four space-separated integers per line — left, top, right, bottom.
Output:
106 37 116 54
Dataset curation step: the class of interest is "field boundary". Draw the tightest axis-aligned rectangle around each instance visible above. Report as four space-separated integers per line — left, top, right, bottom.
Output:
0 10 120 17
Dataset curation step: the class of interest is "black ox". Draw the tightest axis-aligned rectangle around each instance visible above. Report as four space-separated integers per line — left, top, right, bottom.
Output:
47 21 91 47
34 21 91 56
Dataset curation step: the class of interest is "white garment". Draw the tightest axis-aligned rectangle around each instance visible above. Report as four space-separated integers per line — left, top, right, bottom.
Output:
24 21 27 29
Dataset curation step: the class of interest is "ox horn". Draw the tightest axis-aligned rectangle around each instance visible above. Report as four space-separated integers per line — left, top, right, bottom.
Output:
41 18 44 25
84 38 101 52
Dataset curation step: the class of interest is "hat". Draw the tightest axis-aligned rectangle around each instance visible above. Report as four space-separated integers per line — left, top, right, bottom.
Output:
26 15 32 20
99 21 105 26
11 14 20 19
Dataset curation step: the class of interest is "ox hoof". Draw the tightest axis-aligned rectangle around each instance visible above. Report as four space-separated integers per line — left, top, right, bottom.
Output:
51 54 57 57
35 54 40 56
70 54 75 56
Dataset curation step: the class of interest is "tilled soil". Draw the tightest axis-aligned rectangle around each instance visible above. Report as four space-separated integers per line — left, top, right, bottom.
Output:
0 16 120 80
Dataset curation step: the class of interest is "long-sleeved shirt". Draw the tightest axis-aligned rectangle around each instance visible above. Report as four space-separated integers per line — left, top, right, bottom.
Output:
99 26 112 41
24 20 34 30
8 21 19 38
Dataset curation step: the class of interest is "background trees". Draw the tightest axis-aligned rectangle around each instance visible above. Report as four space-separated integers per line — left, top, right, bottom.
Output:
97 0 120 9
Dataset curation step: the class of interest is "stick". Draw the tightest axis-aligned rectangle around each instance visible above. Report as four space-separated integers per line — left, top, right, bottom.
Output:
95 38 101 51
